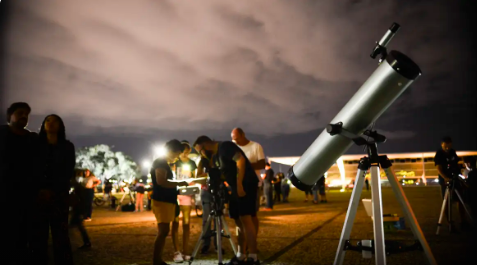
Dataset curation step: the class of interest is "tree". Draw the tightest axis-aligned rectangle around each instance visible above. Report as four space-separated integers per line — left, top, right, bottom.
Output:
75 144 138 182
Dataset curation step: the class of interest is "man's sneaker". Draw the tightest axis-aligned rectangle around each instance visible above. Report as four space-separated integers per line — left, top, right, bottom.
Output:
173 251 184 263
78 243 91 250
200 245 209 254
226 256 247 265
246 259 261 265
183 255 191 261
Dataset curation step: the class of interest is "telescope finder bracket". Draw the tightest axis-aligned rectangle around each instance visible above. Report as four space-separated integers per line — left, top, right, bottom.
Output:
370 22 400 63
326 122 387 163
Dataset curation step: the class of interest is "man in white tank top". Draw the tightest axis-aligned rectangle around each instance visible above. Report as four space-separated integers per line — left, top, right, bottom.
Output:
231 128 265 238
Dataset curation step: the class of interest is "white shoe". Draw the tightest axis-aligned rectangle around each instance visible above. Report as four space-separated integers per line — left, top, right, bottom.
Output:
173 251 184 263
184 255 191 261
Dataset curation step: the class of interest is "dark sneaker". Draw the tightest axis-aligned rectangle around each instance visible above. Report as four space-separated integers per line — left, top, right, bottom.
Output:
200 245 209 254
78 243 91 250
226 256 247 265
246 259 261 265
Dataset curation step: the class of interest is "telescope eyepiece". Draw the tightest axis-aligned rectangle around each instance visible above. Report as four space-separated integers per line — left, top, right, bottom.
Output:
389 23 400 33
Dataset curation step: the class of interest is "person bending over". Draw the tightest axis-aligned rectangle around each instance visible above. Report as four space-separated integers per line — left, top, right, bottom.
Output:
194 136 260 265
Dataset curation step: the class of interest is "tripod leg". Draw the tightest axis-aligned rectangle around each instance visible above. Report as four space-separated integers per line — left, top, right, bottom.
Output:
454 190 474 224
448 184 454 232
369 165 386 265
116 192 127 211
333 168 366 265
383 166 437 265
221 215 237 255
437 187 449 235
216 216 223 264
191 213 214 260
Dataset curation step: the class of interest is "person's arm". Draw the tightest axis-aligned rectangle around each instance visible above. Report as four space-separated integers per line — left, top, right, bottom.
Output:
92 177 101 188
155 168 188 188
196 159 208 178
252 144 266 170
436 165 450 182
233 152 247 197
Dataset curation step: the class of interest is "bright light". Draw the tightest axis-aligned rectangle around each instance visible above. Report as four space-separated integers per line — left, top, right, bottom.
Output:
182 164 191 171
434 179 439 183
340 189 345 192
154 146 166 158
336 158 346 191
142 160 151 169
328 179 343 187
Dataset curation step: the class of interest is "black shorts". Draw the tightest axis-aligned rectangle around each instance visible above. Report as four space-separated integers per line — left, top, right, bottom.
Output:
229 185 257 219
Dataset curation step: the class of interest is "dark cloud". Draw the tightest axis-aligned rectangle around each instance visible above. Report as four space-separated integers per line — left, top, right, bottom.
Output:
3 0 476 160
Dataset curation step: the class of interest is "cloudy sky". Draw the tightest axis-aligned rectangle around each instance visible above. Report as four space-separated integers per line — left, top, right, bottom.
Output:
1 0 476 162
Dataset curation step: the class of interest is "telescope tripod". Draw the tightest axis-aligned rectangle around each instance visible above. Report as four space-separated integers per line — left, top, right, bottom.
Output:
327 124 437 265
115 187 135 211
436 179 473 234
190 201 237 265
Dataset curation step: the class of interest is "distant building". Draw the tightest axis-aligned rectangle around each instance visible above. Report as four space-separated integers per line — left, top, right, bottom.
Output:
269 151 477 188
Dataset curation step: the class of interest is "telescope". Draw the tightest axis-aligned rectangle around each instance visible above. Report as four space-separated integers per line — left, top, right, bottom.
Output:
286 23 437 265
287 23 421 190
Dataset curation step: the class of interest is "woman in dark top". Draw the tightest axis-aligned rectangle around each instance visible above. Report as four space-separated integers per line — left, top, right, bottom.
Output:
30 114 75 265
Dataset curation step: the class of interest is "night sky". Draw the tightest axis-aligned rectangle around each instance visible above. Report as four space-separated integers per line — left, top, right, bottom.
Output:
1 0 476 163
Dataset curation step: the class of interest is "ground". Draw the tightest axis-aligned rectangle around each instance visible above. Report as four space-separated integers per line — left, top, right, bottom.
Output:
64 187 473 265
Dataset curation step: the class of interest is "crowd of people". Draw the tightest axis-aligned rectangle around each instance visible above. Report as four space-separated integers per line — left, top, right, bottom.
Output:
2 101 476 265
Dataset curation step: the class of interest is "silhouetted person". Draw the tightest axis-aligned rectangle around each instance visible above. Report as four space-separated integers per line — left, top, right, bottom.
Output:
434 136 469 230
273 172 282 202
0 102 38 265
30 114 75 265
70 177 91 249
82 169 100 221
263 163 274 210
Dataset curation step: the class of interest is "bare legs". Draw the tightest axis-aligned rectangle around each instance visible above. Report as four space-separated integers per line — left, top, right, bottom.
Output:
154 223 170 265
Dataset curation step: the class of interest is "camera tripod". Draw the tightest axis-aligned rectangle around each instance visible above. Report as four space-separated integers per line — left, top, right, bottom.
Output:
115 186 135 211
189 198 236 265
327 123 437 265
436 178 474 234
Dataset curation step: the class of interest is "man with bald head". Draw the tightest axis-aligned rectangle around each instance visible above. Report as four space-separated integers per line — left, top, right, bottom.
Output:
231 128 265 236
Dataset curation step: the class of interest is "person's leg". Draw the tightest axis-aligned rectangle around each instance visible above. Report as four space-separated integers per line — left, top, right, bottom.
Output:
172 218 180 253
252 215 259 239
234 218 247 260
312 189 318 203
201 200 212 252
50 199 74 265
264 184 272 209
239 215 258 260
136 193 141 211
154 223 170 265
139 193 144 211
181 205 192 256
85 188 94 219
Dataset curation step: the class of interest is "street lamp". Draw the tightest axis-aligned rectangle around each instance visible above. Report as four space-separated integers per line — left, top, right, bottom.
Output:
142 160 151 169
153 145 166 159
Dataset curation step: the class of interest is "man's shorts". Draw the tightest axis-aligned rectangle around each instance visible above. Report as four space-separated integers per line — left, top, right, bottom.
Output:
229 185 258 219
152 200 176 223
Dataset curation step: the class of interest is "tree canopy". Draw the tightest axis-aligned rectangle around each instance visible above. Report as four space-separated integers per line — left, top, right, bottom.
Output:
75 144 138 181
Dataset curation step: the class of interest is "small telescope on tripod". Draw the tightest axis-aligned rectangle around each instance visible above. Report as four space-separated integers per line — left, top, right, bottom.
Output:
287 23 437 265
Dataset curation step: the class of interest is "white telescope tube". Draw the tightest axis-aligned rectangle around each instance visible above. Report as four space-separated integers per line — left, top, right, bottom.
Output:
288 50 421 190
